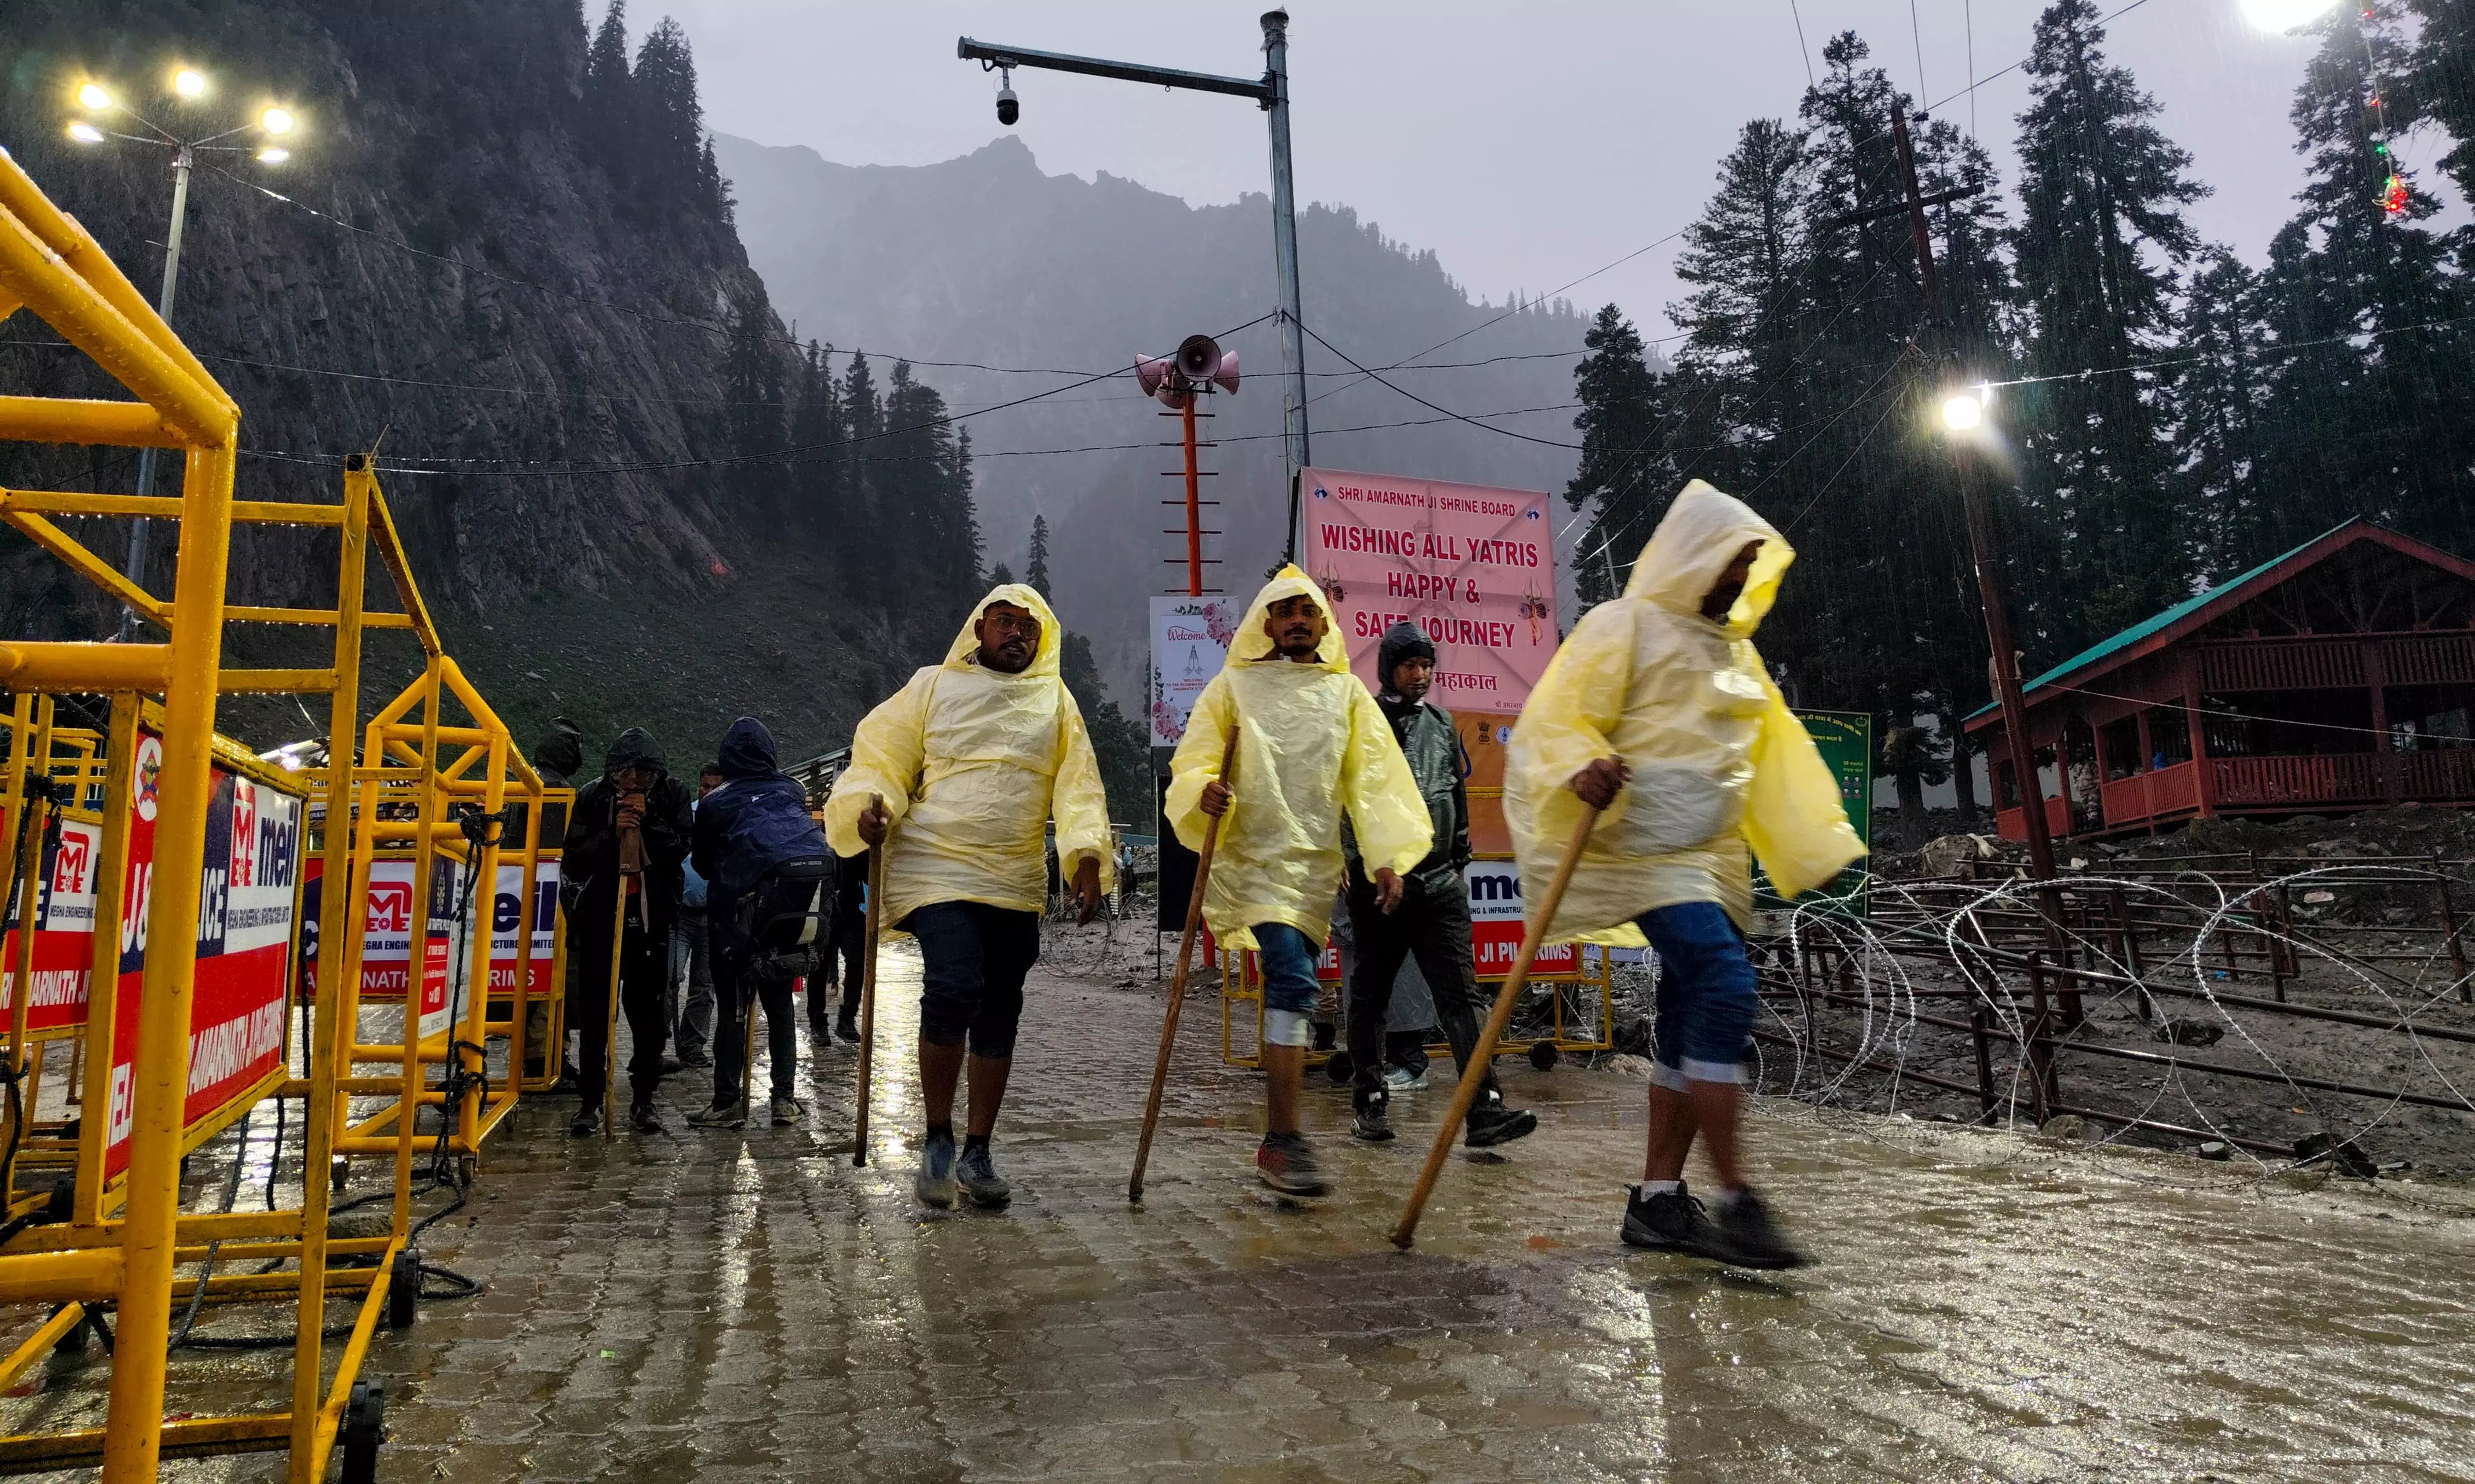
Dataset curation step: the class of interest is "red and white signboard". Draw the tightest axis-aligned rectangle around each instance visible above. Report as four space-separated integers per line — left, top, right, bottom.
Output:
1301 466 1559 716
1 812 104 1035
105 734 305 1178
489 861 559 1000
301 853 468 1039
1463 861 1576 977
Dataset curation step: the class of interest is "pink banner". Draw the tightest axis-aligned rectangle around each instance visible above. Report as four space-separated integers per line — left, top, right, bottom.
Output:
1300 466 1558 714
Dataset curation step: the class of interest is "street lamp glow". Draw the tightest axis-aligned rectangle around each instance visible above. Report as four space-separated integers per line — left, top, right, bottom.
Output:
260 106 294 134
1941 392 1985 432
173 68 207 98
76 82 113 111
257 146 290 163
66 121 106 144
2240 0 2340 30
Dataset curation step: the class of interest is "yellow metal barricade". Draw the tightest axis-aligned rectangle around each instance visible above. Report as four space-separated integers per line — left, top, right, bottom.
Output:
0 147 537 1481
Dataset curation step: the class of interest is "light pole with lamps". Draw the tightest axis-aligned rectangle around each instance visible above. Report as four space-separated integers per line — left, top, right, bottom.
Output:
64 67 300 637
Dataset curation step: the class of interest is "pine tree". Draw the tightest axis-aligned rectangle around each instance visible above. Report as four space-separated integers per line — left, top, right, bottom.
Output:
1666 116 1811 496
2173 250 2274 578
2011 0 2207 647
2252 5 2473 560
1025 514 1053 601
838 350 882 554
988 561 1015 586
583 0 634 185
719 291 786 516
786 341 845 538
631 18 705 206
1563 306 1668 605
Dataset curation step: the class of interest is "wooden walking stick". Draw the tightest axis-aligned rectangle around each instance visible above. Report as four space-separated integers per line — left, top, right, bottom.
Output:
1390 799 1601 1248
852 796 888 1168
604 799 645 1140
1129 729 1242 1203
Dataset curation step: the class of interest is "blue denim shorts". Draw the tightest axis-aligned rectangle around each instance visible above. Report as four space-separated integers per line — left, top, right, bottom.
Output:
1254 924 1322 1016
1635 902 1759 1087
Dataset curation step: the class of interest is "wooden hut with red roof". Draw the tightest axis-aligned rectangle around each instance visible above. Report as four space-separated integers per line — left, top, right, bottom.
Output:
1965 520 2475 842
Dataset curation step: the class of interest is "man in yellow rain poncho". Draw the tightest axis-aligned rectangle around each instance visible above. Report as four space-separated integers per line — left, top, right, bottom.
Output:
826 584 1114 1211
1508 481 1862 1269
1167 567 1432 1197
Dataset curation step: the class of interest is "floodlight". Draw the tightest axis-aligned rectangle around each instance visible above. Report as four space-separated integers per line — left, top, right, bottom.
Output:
67 121 106 144
1941 393 1985 432
77 82 114 111
257 146 290 163
174 68 207 98
261 106 294 134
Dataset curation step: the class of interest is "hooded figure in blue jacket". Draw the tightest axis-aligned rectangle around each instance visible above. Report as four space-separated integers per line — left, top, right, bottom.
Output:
689 716 830 1128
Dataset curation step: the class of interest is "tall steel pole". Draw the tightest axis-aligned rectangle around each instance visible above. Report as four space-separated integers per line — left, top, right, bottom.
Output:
1260 10 1311 558
117 144 193 641
955 23 1312 554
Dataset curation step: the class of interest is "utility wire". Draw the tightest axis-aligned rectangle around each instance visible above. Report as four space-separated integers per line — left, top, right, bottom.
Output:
234 312 1275 477
1919 0 2154 119
1293 320 1582 449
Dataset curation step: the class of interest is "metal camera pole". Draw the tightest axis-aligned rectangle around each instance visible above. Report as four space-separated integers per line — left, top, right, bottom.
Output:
957 11 1311 545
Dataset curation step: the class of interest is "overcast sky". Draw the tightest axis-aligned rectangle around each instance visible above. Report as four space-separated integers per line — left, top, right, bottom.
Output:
650 2 2354 339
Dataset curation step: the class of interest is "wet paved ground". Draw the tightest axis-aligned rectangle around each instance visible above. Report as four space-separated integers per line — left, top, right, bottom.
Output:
12 930 2475 1481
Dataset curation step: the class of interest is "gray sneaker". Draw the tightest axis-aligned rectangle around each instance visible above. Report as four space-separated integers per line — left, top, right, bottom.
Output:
1713 1187 1808 1270
1620 1182 1735 1262
770 1096 804 1127
914 1129 958 1209
687 1097 747 1129
955 1142 1012 1208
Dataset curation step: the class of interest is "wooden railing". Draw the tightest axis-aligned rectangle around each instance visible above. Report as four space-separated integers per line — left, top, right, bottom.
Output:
2212 753 2383 806
1993 795 2070 843
2099 759 2200 827
2401 746 2475 801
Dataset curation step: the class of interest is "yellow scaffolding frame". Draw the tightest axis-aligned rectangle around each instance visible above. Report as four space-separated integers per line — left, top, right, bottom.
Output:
0 146 530 1481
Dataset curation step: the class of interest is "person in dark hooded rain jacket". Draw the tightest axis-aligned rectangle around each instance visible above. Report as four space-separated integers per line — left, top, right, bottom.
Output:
562 728 695 1136
688 717 830 1129
521 720 585 1085
1342 623 1538 1148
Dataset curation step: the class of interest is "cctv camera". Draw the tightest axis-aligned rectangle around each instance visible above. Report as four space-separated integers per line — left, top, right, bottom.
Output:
996 85 1018 126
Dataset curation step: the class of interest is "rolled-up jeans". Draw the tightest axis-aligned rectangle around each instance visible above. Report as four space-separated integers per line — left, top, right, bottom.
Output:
1635 901 1759 1088
1254 924 1322 1048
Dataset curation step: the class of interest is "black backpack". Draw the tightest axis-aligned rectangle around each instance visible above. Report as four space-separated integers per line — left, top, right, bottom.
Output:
734 856 833 986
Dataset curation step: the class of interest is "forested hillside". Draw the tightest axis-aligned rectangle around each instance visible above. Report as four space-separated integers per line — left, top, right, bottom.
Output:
0 0 995 776
1566 1 2475 819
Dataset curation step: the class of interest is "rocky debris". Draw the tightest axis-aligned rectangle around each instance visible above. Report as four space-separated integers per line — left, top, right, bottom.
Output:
1602 1054 1658 1080
2039 1114 2089 1141
1916 832 2002 878
2155 1018 2226 1047
2197 1140 2233 1160
2294 1131 2380 1179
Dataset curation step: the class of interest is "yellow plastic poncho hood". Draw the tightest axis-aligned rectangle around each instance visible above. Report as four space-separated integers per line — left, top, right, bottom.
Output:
1506 480 1862 938
1165 566 1431 949
826 583 1114 926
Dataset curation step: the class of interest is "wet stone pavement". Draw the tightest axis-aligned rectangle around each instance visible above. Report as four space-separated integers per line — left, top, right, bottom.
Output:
31 931 2475 1481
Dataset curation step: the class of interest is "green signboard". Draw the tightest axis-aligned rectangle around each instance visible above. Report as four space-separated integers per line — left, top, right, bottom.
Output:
1754 708 1872 918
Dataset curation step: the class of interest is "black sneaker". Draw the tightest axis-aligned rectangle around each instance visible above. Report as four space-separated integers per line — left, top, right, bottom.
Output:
569 1106 601 1138
955 1142 1011 1208
836 1012 861 1045
1256 1132 1328 1197
1712 1187 1808 1270
629 1103 665 1135
1464 1099 1538 1148
1351 1100 1395 1142
1620 1182 1736 1262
